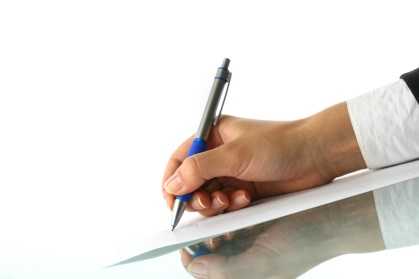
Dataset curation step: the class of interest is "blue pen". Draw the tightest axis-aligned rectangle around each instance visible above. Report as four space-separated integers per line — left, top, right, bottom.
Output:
171 58 232 231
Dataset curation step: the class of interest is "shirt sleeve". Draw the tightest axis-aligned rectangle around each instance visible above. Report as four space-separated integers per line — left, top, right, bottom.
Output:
347 78 419 169
373 178 419 249
347 70 419 249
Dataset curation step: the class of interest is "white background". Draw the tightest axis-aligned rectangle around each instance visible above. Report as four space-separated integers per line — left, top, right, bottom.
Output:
1 0 419 278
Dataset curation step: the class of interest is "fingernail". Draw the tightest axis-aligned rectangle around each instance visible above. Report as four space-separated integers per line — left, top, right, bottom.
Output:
192 196 207 209
164 173 183 194
235 192 249 204
187 261 207 277
212 196 225 209
166 198 173 210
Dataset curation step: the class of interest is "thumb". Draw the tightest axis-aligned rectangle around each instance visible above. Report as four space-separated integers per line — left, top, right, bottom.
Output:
163 143 241 195
186 254 228 279
186 247 272 279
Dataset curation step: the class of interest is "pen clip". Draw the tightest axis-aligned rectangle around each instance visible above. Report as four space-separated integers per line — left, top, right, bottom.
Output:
213 72 232 126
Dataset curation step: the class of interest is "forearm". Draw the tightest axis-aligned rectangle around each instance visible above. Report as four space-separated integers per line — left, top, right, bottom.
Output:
305 69 419 177
302 73 419 253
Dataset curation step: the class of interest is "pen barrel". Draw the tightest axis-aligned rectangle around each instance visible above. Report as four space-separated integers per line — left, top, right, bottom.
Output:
187 137 207 157
176 59 230 203
176 138 207 202
196 62 231 140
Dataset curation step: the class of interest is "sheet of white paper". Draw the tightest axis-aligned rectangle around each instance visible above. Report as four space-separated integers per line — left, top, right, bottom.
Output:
112 159 419 266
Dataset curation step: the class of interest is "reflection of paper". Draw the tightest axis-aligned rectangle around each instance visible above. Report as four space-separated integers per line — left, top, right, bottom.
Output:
112 159 419 266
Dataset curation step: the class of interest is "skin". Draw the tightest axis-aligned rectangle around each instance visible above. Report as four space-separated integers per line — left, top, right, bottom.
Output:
180 192 385 279
161 102 378 278
162 102 365 215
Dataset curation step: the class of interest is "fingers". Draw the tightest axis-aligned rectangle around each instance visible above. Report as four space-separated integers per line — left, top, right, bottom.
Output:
162 188 175 209
183 253 229 279
162 116 241 209
198 191 229 217
190 191 211 210
164 143 244 196
162 136 194 209
183 244 274 279
188 189 252 217
226 190 251 212
162 136 194 183
204 237 223 252
180 249 193 269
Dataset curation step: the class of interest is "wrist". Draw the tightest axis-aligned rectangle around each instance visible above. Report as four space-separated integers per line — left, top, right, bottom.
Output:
302 102 366 180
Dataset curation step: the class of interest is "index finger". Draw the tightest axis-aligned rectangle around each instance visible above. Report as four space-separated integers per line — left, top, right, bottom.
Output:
162 135 194 185
161 116 234 207
162 115 238 184
162 136 194 209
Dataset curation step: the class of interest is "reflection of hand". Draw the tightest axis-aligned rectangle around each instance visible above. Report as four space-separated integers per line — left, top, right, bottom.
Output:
162 103 365 216
180 193 385 279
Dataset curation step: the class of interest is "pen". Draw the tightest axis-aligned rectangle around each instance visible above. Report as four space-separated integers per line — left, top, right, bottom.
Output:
171 58 232 231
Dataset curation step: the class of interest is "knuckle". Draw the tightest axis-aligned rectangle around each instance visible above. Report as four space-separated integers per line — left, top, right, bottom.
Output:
227 142 252 178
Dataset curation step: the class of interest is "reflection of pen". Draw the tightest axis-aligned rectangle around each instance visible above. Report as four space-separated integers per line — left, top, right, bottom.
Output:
171 58 232 231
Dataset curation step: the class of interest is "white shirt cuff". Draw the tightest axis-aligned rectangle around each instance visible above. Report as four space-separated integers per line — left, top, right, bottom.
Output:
347 79 419 169
373 178 419 249
348 79 419 249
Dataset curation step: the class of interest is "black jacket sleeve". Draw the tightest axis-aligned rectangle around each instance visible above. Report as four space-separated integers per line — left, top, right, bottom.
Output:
401 68 419 103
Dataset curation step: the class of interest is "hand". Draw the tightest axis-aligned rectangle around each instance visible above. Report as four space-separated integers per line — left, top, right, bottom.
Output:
180 192 384 279
162 103 365 216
